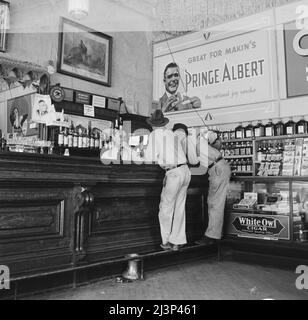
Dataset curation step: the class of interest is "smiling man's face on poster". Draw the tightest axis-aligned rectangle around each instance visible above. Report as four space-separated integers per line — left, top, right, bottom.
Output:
164 65 180 95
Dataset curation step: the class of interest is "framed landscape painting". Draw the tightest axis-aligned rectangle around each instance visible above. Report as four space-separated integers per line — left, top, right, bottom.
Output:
58 18 112 87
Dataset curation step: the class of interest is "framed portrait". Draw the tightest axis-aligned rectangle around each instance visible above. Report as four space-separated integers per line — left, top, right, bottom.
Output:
0 0 10 52
57 18 112 87
7 94 38 137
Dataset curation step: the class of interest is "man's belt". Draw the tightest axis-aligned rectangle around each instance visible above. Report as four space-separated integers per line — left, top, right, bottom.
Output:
208 156 223 170
165 163 187 172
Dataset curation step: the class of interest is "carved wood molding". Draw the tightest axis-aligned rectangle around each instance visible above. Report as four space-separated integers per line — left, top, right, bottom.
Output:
0 57 49 90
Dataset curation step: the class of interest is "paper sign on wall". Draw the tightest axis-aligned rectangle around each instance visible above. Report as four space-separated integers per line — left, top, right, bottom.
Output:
92 95 106 108
153 29 276 111
84 105 95 117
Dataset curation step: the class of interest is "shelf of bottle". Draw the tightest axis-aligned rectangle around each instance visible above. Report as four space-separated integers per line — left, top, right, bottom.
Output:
231 175 308 181
224 155 253 159
222 137 253 143
255 133 308 141
222 133 308 143
232 171 254 174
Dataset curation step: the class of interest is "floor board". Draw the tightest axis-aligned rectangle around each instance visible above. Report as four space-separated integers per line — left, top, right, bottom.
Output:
25 257 308 300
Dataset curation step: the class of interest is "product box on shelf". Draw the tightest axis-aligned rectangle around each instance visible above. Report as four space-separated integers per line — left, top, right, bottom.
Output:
294 138 303 176
282 140 296 176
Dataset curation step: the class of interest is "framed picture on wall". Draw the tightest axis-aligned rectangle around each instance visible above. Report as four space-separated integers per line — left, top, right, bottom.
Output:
57 17 112 87
7 94 38 137
0 0 10 52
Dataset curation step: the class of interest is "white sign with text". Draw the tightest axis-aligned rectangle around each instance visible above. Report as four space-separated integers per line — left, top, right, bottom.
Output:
153 29 277 109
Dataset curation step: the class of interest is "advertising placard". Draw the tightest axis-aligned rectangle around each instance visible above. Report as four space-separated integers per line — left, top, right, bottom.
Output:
153 29 276 111
226 212 290 240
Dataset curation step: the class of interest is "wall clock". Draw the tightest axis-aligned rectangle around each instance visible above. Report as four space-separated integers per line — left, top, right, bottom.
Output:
50 85 65 102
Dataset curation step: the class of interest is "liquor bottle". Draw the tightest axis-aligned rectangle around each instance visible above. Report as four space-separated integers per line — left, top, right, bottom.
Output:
83 129 88 149
234 141 240 156
78 128 83 149
0 130 5 151
240 141 246 156
0 130 3 151
257 143 263 162
236 159 242 172
274 118 284 136
87 121 93 150
114 117 119 130
265 119 275 137
119 117 123 131
244 122 254 138
94 132 100 149
222 131 229 141
90 131 95 150
229 159 233 172
247 159 253 172
58 127 64 155
253 120 265 137
220 145 225 158
228 142 234 156
73 125 78 148
68 122 74 148
241 158 247 172
284 117 296 135
99 132 104 150
63 128 68 148
229 130 236 140
296 116 307 135
235 122 244 139
246 140 252 155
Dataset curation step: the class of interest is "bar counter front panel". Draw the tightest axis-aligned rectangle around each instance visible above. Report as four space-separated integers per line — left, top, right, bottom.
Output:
0 152 208 277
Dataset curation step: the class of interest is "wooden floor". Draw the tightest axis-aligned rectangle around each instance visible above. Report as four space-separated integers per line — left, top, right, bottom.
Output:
24 256 308 300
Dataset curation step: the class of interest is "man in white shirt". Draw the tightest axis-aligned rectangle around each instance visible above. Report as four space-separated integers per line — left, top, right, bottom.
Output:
144 110 191 251
172 123 199 167
195 131 231 245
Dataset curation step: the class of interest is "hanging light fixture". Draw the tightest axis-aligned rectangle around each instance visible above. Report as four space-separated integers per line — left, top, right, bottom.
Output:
68 0 89 20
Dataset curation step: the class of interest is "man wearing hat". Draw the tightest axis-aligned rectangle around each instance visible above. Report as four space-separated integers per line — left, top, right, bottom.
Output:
144 110 191 251
195 130 231 245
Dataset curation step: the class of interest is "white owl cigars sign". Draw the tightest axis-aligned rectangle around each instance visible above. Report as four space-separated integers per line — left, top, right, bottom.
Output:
227 213 290 240
232 216 284 235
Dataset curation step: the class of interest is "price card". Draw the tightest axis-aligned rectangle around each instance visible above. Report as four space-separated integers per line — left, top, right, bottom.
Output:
75 92 91 104
92 95 106 108
84 105 95 117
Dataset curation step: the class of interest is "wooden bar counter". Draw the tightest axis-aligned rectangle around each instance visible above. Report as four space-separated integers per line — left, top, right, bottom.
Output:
0 151 209 281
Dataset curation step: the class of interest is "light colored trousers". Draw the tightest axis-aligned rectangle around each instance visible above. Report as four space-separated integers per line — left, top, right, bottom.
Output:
205 159 231 240
159 164 191 245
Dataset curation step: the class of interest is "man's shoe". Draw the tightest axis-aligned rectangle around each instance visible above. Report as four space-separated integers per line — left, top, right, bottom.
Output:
171 244 185 251
160 242 173 251
195 235 216 246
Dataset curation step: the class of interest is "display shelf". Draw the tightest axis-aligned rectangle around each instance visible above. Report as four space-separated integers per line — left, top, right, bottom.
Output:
255 133 308 141
231 175 308 181
222 137 253 143
226 208 288 215
224 155 253 159
222 133 308 143
232 171 253 175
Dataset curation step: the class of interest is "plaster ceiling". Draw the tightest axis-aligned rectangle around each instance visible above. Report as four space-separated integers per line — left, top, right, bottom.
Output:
8 0 160 33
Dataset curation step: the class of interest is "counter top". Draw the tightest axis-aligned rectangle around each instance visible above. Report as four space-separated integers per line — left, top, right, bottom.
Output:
0 151 206 185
